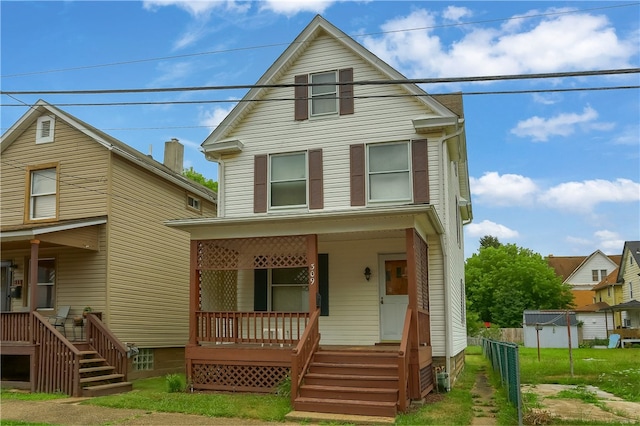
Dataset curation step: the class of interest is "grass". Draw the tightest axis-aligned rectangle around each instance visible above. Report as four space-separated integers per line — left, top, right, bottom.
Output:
518 347 640 401
81 375 291 422
0 390 68 401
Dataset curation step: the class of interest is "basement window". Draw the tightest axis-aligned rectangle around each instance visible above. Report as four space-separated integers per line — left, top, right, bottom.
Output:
132 348 154 371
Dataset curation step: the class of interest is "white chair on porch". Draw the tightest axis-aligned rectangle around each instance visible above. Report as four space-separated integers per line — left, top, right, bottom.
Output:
49 305 71 337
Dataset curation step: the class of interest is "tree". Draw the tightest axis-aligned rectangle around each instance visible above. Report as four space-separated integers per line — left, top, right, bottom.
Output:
465 242 574 328
479 235 501 249
183 167 218 192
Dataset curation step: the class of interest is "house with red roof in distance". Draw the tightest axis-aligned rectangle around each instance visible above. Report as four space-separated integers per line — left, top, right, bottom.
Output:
547 251 621 309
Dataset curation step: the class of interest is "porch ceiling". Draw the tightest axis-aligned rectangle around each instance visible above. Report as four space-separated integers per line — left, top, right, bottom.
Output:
167 205 444 240
0 217 106 251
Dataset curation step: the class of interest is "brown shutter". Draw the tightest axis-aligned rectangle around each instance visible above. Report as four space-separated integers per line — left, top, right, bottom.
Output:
294 74 308 121
339 68 354 115
309 149 323 209
412 139 429 204
254 154 268 213
350 144 365 206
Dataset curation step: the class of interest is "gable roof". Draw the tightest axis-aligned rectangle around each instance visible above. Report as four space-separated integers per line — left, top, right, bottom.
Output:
547 250 621 283
617 241 640 282
592 268 620 291
574 301 610 312
201 15 462 150
0 100 216 203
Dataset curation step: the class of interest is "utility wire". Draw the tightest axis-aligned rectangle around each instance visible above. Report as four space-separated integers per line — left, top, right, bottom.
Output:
2 69 638 96
2 2 637 79
1 85 638 108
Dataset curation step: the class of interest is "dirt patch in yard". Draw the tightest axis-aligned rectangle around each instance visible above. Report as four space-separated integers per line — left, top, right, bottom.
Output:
522 384 640 424
471 366 497 426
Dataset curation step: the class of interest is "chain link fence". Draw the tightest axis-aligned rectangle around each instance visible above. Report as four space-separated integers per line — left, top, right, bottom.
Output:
481 338 523 425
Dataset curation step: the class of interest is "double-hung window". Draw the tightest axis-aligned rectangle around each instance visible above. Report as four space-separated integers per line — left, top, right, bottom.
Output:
29 166 58 220
367 142 411 203
271 267 309 312
310 71 338 116
270 152 307 208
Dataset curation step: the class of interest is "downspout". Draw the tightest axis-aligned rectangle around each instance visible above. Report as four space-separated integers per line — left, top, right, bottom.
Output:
436 125 464 390
205 153 224 217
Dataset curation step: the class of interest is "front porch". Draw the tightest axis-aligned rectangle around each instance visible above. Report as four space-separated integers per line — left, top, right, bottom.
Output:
185 230 434 417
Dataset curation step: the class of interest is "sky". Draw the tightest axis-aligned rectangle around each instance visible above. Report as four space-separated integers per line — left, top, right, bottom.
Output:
1 1 639 259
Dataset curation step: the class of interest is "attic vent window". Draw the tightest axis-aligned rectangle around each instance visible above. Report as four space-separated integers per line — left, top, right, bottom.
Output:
36 116 55 144
187 194 201 212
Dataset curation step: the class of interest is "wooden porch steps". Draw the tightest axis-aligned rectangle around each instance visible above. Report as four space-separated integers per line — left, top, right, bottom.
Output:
294 348 400 418
77 350 132 397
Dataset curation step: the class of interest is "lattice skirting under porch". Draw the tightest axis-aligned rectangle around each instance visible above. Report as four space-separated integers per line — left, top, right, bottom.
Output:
189 362 290 393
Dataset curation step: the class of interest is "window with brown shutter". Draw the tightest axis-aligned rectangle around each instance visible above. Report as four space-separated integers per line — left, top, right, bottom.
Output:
350 144 365 206
308 149 323 209
295 68 354 120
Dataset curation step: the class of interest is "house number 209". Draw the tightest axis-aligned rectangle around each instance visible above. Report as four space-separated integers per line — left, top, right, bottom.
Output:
309 264 316 286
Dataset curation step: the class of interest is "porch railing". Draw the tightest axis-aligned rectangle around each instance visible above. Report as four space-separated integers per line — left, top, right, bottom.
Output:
398 308 413 412
196 311 310 345
608 328 640 339
291 309 320 405
32 312 83 396
0 311 31 342
86 313 127 378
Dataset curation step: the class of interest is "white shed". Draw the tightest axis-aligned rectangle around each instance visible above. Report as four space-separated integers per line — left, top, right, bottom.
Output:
523 310 579 348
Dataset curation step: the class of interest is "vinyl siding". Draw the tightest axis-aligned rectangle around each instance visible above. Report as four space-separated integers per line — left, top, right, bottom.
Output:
219 33 441 217
576 312 609 340
568 254 618 290
427 235 446 357
108 155 212 348
0 116 109 226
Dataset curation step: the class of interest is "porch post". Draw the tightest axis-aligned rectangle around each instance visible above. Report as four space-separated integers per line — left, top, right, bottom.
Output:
405 228 420 399
306 235 319 312
189 240 199 346
29 239 40 312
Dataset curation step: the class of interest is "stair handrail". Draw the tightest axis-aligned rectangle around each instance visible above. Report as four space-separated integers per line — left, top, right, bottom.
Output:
32 311 83 396
398 307 413 412
290 308 320 405
85 313 128 378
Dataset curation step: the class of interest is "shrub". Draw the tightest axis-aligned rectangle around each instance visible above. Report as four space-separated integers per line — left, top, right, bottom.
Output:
165 374 185 393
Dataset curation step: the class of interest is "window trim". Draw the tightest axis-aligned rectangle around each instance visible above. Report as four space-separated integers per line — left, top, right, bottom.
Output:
366 141 413 205
36 116 55 144
268 151 308 210
25 163 60 223
309 70 338 117
28 257 56 309
186 193 202 213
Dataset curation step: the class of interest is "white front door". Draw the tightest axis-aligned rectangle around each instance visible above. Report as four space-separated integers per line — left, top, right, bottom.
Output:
379 254 409 341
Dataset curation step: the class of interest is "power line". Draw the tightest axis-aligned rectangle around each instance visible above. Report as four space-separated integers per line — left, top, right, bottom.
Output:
2 69 638 96
1 85 638 108
2 2 637 79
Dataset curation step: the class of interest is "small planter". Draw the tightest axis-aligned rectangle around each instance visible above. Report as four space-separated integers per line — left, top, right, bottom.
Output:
73 316 84 326
82 307 92 318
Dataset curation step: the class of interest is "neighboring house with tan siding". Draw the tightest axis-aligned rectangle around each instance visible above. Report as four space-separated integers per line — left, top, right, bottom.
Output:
547 251 621 308
167 16 471 418
0 100 216 394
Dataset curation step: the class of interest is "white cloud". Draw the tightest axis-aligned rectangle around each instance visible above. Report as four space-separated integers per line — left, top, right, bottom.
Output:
259 0 336 16
470 172 538 206
510 106 602 142
150 61 194 86
612 125 640 146
566 230 625 254
443 6 472 22
538 178 640 211
465 219 519 239
200 103 236 130
363 7 636 78
532 93 561 105
143 1 249 18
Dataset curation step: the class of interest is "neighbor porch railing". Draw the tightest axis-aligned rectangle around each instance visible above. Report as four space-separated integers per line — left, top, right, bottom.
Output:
85 313 128 378
608 328 640 339
291 309 320 405
0 311 31 342
32 312 83 396
195 311 311 345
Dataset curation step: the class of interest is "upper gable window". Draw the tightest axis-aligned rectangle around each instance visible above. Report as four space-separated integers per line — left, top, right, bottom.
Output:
28 166 58 220
367 142 411 203
187 194 201 213
310 71 338 116
36 116 55 144
270 152 307 208
295 68 353 121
